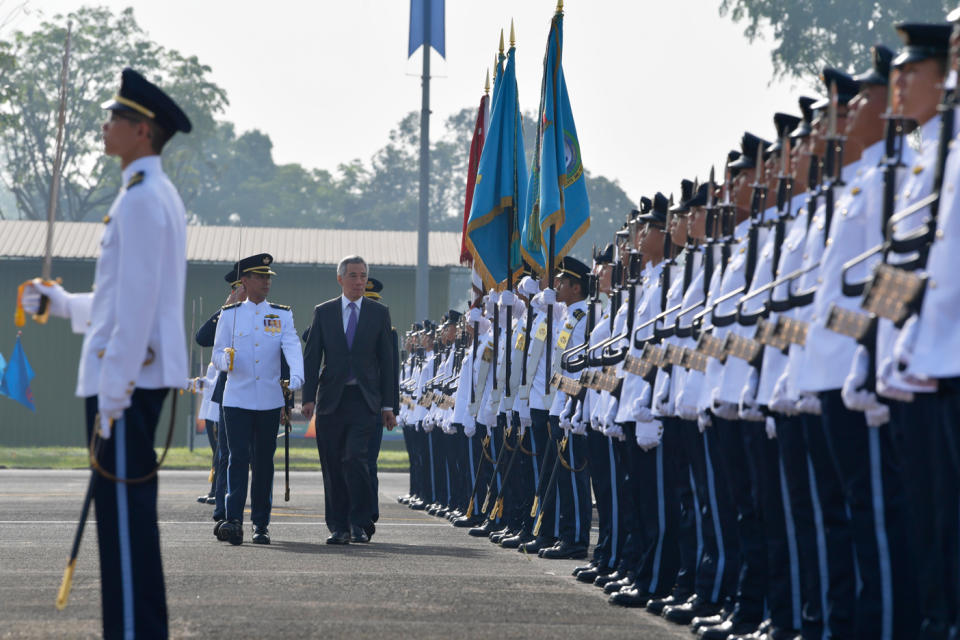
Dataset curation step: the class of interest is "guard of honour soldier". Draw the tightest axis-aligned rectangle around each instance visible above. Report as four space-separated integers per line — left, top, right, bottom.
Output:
397 14 960 640
14 7 960 640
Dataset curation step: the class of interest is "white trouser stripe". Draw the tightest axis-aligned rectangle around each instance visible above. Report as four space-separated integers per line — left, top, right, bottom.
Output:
779 454 802 630
114 417 135 640
607 438 619 568
868 428 893 640
703 432 726 603
570 435 580 541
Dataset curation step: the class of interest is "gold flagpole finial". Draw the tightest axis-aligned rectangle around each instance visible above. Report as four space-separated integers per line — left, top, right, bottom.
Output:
557 0 564 13
509 19 516 47
485 68 490 94
499 29 505 55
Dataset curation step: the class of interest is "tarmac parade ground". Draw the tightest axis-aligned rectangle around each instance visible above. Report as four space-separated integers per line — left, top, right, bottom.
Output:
0 469 688 639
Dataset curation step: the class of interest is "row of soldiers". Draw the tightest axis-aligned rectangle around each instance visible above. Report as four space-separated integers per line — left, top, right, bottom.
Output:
396 15 960 640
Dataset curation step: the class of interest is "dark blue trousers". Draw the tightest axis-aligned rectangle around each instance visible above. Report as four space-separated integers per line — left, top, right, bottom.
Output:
586 427 617 569
631 435 681 597
401 422 416 497
471 424 495 518
223 406 280 528
819 390 919 640
712 416 766 625
616 422 647 571
552 420 591 545
204 419 217 497
775 414 824 639
428 427 447 507
663 417 698 598
85 389 169 640
212 403 231 521
936 380 960 633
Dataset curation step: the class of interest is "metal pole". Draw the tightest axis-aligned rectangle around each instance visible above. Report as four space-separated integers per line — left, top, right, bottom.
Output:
415 6 431 322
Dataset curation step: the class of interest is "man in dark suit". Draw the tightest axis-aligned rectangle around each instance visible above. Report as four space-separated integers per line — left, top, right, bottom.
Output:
302 256 398 544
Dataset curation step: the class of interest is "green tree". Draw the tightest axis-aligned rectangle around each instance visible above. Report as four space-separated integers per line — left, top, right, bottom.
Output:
0 6 227 221
719 0 950 81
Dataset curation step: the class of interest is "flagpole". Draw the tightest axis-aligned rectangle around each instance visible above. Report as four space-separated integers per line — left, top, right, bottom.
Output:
504 22 517 399
414 2 431 324
544 3 562 395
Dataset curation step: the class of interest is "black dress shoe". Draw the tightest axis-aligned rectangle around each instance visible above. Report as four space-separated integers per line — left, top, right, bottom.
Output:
576 565 613 583
501 531 534 549
221 520 243 546
699 620 759 640
520 536 556 554
397 494 411 504
214 520 228 541
540 540 588 560
409 499 426 510
572 561 596 577
594 570 627 588
252 526 270 545
603 572 638 594
326 531 351 545
205 495 216 505
468 521 494 537
647 592 691 615
436 508 450 518
197 493 210 504
690 613 727 631
663 596 722 625
608 586 650 608
488 527 511 544
350 525 369 543
453 515 483 528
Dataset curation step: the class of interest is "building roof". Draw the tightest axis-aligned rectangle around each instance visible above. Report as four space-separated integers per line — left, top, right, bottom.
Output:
0 220 465 268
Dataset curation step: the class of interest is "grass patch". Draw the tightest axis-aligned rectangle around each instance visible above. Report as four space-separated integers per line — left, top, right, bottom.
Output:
0 444 409 472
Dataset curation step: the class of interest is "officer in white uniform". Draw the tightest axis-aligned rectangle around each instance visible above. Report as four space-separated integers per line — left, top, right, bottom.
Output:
212 253 303 545
22 67 192 640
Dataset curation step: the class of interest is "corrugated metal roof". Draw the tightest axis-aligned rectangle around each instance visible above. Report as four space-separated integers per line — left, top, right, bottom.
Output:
0 220 464 267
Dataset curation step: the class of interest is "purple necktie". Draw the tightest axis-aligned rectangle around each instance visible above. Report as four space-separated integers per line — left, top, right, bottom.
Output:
345 302 358 348
346 302 358 383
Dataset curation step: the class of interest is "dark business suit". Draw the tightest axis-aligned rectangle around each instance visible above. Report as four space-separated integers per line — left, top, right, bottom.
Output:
303 296 395 534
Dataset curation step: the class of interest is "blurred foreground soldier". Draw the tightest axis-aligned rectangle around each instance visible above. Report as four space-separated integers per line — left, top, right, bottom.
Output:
22 68 192 639
363 277 400 522
212 254 304 545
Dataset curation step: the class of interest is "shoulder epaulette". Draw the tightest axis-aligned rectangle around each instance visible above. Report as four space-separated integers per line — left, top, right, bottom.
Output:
269 303 291 311
125 171 145 190
221 302 241 310
572 309 587 322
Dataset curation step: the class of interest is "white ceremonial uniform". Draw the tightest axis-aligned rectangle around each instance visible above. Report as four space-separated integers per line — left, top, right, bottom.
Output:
198 362 221 423
74 156 188 406
797 143 885 393
908 106 960 378
212 299 303 410
615 261 663 424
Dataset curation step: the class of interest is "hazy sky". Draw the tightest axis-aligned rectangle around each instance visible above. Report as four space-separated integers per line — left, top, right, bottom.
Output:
11 0 811 207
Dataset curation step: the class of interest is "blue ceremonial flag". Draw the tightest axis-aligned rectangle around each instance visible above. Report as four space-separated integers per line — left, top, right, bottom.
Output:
466 46 528 290
521 8 590 273
0 335 35 411
0 351 6 394
408 0 445 59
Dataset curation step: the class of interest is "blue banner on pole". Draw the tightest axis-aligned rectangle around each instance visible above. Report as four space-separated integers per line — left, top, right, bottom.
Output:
408 0 445 59
521 10 590 273
0 335 35 411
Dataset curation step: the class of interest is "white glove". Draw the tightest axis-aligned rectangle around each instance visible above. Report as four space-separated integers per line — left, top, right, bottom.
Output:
602 398 620 430
865 403 891 427
485 291 499 316
464 420 476 437
469 307 483 324
842 346 882 412
654 372 672 415
421 420 433 433
541 288 557 306
739 370 764 422
765 416 778 439
629 385 654 423
531 291 546 314
288 375 303 391
697 409 712 432
97 393 129 439
711 388 740 420
635 419 663 451
500 290 515 308
769 372 798 416
22 279 73 318
559 413 573 431
892 315 919 370
604 422 625 440
796 392 822 415
876 357 917 402
518 276 540 298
